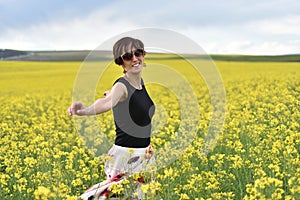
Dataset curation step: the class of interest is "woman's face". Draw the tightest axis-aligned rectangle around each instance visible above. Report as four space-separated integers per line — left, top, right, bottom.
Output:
121 48 144 74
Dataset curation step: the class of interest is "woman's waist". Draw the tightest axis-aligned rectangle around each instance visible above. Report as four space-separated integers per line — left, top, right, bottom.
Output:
111 143 152 154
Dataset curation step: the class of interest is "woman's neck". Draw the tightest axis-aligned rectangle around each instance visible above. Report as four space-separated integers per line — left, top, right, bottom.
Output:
124 73 142 89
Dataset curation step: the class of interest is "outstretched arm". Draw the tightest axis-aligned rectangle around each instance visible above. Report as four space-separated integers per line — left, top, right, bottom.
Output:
68 82 127 116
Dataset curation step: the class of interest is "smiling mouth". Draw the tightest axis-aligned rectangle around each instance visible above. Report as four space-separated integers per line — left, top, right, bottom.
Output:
132 63 140 67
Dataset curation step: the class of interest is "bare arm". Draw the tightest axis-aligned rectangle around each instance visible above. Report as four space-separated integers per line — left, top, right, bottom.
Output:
68 82 127 116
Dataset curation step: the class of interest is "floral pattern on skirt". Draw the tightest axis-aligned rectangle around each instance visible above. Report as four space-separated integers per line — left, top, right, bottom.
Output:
77 144 155 200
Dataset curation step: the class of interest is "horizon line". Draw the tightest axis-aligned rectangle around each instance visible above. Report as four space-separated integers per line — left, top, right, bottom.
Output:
1 48 300 57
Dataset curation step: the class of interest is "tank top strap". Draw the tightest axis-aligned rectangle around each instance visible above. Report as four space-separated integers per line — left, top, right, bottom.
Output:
113 77 135 95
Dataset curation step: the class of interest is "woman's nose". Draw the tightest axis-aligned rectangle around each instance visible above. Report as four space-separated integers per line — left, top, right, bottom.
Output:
131 54 138 61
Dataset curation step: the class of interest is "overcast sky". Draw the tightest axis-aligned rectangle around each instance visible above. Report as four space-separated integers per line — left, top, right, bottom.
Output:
1 0 300 55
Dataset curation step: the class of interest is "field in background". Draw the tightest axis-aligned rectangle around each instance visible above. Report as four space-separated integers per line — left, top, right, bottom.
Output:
2 49 300 62
0 55 299 199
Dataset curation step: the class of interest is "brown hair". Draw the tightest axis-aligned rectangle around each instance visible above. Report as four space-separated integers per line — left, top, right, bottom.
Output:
113 37 145 66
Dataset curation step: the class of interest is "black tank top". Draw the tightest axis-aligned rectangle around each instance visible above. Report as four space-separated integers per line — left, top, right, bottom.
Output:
112 77 155 148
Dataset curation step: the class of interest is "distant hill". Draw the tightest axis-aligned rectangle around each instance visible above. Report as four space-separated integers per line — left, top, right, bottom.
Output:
1 49 300 62
0 49 29 60
1 49 112 61
210 54 300 62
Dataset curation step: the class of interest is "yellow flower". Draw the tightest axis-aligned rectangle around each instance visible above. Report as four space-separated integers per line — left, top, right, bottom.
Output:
140 183 150 194
128 148 135 154
109 182 124 195
24 157 37 167
34 186 55 200
179 193 190 200
71 178 83 187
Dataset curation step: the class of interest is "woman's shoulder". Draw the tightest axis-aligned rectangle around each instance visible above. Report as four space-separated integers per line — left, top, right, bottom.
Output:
112 77 125 87
114 77 134 87
113 77 122 84
113 77 129 91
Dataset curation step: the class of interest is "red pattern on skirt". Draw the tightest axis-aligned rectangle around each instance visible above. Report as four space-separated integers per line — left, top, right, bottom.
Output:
77 144 155 200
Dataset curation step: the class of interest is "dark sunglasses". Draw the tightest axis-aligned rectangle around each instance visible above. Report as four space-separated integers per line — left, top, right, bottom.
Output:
121 49 145 61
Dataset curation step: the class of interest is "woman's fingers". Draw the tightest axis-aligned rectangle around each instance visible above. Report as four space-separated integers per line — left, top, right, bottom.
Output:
68 107 72 116
68 102 83 116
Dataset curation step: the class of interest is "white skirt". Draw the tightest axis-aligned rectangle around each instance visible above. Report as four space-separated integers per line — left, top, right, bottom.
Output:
78 144 155 200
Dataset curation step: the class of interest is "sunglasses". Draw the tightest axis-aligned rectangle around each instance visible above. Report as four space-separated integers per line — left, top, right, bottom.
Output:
120 49 145 61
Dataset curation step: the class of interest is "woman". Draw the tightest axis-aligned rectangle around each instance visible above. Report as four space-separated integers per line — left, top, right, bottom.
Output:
68 37 156 200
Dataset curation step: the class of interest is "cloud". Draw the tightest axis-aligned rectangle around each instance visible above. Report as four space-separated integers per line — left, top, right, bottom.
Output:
246 15 300 36
0 7 137 50
242 41 300 55
104 0 300 29
1 0 300 54
0 0 116 29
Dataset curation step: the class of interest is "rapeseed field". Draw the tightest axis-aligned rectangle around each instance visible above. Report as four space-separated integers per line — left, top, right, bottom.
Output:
0 57 299 199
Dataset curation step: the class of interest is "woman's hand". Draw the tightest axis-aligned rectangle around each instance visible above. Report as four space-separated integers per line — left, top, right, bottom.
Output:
68 82 126 116
67 101 87 116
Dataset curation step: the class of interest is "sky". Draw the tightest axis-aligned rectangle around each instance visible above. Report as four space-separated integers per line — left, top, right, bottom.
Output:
1 0 300 55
